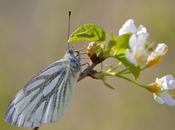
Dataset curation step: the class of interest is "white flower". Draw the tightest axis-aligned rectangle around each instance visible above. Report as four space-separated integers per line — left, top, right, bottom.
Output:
146 43 168 66
150 75 175 106
119 19 149 65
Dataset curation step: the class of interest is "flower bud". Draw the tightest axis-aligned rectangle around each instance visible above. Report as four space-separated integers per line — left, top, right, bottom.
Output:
86 42 98 62
146 43 168 67
87 41 105 63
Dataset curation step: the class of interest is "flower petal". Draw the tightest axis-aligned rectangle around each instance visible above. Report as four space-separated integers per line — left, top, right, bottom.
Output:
159 92 175 106
153 93 165 104
137 25 147 34
129 34 138 51
154 43 168 55
118 19 137 36
129 33 148 52
160 75 175 90
125 49 137 65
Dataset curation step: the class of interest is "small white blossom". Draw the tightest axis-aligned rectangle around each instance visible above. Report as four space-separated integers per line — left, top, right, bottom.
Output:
151 75 175 106
146 43 168 66
119 19 149 65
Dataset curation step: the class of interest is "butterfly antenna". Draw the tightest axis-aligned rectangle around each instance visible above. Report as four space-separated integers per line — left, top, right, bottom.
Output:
67 10 71 49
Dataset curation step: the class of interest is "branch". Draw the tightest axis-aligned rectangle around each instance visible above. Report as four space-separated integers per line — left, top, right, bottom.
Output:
78 62 99 81
33 60 101 130
33 127 39 130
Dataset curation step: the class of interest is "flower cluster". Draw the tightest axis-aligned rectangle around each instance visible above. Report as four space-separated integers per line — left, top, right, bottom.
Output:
119 19 168 66
68 19 175 107
119 19 175 106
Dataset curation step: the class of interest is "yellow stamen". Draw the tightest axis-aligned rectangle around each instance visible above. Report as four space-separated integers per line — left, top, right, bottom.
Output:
147 82 161 93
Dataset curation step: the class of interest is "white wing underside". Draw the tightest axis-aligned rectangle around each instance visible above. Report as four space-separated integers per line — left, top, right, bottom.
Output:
5 59 79 128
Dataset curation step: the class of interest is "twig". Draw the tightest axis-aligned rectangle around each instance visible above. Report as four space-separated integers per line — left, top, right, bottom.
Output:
33 60 101 130
78 62 98 81
33 127 39 130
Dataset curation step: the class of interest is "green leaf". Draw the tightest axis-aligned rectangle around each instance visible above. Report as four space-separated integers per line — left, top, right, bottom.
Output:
113 33 131 55
115 54 141 79
106 33 131 57
68 23 107 42
102 79 115 90
107 32 117 50
107 33 140 78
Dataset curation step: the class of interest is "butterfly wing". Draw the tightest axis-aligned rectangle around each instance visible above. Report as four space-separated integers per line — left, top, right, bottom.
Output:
5 58 79 128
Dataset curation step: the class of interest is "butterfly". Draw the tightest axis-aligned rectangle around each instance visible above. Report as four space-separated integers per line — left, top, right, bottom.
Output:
5 48 81 128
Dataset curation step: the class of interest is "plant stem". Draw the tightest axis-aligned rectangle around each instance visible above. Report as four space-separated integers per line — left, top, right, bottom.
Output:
116 65 148 75
115 74 148 89
116 68 128 75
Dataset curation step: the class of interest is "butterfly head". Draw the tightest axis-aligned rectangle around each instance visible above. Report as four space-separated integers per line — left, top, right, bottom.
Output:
66 48 80 60
65 48 81 72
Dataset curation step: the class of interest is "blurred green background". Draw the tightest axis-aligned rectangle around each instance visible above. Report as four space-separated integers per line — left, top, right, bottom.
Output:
0 0 175 130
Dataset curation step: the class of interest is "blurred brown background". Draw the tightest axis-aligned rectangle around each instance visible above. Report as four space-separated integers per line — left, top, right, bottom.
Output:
0 0 175 130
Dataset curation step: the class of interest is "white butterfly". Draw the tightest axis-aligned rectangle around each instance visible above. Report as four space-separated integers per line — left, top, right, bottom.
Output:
5 48 81 128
